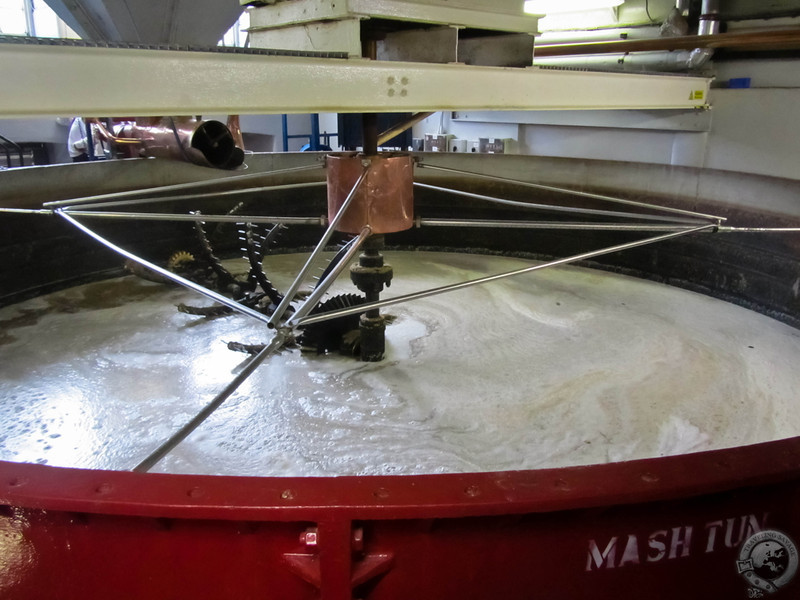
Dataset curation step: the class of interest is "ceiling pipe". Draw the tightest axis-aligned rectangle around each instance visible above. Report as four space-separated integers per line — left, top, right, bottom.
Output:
689 0 721 69
537 26 662 45
534 27 800 57
535 5 800 72
534 0 728 72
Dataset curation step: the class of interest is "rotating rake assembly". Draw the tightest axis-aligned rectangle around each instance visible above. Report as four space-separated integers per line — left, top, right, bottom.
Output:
3 150 799 476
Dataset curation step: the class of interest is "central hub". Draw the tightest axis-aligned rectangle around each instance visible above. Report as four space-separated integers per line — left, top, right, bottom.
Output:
350 234 394 361
325 152 414 234
326 152 413 361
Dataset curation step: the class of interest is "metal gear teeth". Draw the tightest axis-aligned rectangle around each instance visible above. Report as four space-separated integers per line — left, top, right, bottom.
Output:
296 293 366 355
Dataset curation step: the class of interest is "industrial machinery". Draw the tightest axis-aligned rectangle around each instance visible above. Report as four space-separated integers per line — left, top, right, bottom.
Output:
1 1 800 599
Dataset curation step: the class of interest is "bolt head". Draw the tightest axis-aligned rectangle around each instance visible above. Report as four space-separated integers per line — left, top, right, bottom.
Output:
352 527 365 552
300 529 319 546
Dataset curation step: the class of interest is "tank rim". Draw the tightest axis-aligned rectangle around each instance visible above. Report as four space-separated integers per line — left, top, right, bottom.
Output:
1 435 798 520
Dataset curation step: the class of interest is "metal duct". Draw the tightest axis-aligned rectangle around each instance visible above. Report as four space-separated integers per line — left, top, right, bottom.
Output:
537 26 662 45
688 0 722 69
534 0 723 73
111 117 245 169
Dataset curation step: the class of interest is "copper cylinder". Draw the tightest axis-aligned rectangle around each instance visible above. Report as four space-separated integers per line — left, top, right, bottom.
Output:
115 117 244 169
326 153 414 234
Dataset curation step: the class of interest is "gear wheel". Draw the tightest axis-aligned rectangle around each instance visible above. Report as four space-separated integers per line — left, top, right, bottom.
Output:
167 250 197 272
296 293 367 355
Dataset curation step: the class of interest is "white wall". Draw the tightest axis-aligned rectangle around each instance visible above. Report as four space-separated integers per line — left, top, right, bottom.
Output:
239 113 338 152
702 59 800 179
412 58 800 182
0 117 72 163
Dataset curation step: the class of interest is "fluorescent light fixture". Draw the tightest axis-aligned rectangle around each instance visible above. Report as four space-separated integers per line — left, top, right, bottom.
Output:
524 0 624 14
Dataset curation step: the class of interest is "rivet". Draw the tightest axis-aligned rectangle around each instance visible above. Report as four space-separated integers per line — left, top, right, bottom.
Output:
387 76 396 85
554 478 571 491
300 527 318 546
464 485 481 498
373 487 390 499
281 489 296 500
95 483 113 495
352 527 365 552
7 478 25 488
387 88 395 97
641 472 660 483
187 487 204 498
401 77 409 85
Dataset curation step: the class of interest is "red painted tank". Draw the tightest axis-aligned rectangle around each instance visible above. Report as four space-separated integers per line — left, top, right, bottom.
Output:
2 154 800 600
1 436 799 599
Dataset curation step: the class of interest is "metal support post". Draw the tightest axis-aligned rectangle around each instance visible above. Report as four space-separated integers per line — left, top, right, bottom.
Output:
350 234 393 361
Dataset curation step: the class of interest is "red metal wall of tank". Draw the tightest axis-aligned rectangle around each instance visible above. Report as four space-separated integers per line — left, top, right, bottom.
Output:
0 436 799 599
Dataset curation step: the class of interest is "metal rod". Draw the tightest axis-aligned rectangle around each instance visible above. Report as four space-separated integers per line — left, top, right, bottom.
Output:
377 111 435 146
132 328 291 473
363 114 378 155
67 181 327 211
57 211 274 325
417 218 700 231
0 207 53 215
417 163 726 222
287 225 372 325
43 163 324 208
717 226 800 232
361 38 379 155
295 224 715 327
414 182 711 225
268 164 370 327
60 210 325 226
310 114 321 152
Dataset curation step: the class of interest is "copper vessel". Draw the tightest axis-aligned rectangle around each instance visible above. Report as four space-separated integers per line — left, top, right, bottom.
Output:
326 152 414 234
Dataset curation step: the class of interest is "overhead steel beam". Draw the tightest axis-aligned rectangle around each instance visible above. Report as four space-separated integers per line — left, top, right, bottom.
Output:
0 42 710 117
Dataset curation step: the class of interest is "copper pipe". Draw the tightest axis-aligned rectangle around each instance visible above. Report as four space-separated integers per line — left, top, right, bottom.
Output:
84 118 142 145
226 115 245 152
377 111 435 147
114 117 244 169
534 28 800 57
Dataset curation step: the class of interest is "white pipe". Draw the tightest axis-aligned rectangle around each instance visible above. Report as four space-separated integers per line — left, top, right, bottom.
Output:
534 0 724 72
537 26 661 45
536 51 698 73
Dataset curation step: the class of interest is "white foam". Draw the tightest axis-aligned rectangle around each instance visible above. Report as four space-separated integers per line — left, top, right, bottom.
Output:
0 251 799 476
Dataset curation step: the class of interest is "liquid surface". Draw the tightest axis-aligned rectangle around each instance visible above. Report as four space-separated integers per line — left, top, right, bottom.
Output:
1 251 799 476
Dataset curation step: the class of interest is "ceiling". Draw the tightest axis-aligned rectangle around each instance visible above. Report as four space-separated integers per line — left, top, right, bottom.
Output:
43 0 243 45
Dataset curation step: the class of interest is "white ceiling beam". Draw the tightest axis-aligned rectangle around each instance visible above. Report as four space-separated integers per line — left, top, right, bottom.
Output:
0 43 710 118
